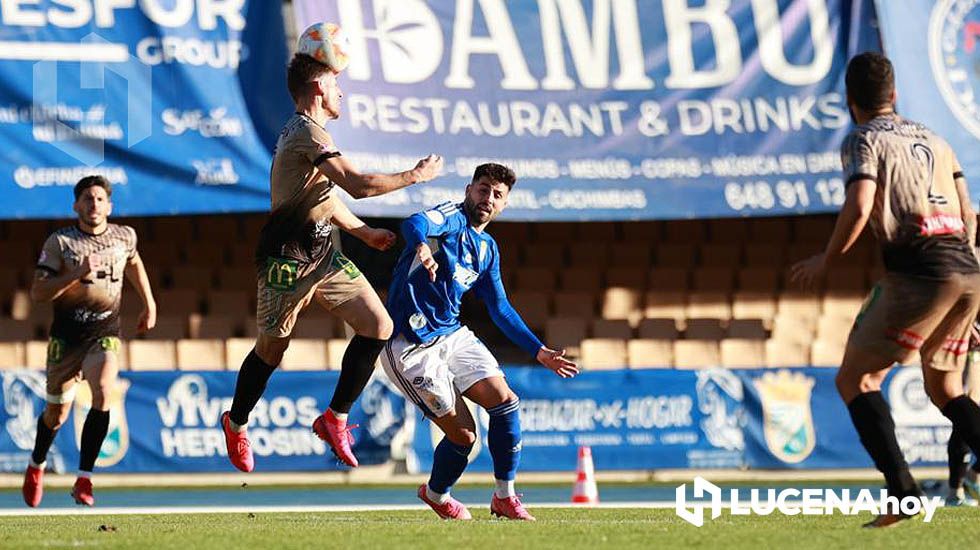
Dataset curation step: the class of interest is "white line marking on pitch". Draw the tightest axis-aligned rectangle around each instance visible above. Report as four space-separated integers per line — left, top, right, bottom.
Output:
0 502 672 517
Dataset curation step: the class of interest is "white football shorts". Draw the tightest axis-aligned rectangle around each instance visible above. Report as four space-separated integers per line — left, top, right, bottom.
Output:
380 326 503 418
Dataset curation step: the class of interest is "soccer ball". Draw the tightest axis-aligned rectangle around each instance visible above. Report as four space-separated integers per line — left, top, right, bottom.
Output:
297 22 351 73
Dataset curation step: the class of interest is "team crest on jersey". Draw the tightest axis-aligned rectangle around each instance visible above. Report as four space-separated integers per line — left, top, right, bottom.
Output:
72 378 131 467
929 1 980 140
754 370 816 464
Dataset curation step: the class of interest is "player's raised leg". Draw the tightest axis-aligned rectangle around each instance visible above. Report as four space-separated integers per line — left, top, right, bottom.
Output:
312 282 391 467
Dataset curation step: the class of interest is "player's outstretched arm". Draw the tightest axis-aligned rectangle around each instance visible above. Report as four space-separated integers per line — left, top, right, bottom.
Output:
330 195 395 251
318 153 443 199
124 252 157 334
791 178 875 291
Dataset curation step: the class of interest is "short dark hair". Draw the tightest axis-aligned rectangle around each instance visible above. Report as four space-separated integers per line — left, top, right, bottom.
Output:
845 52 895 112
287 53 331 103
73 175 111 201
472 163 516 190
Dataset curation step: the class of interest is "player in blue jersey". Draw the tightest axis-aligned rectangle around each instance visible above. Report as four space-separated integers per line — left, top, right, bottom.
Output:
382 163 578 521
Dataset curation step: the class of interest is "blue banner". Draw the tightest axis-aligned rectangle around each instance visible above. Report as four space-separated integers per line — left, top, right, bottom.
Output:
0 366 952 473
0 371 406 473
875 0 980 193
0 0 291 219
295 0 879 221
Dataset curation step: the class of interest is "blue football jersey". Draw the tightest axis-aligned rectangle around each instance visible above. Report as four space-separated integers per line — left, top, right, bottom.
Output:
387 202 542 356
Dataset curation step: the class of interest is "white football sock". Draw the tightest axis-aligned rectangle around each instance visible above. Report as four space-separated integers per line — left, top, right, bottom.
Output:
426 485 450 504
495 479 516 498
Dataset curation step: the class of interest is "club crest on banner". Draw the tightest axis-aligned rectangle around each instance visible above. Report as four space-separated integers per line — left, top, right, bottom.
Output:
754 370 816 464
929 0 980 140
73 378 131 468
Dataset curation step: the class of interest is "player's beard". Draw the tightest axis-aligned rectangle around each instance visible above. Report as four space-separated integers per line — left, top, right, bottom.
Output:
463 197 493 226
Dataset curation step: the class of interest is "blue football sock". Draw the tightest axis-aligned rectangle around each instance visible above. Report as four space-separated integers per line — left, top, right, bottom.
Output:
428 437 472 495
487 399 522 483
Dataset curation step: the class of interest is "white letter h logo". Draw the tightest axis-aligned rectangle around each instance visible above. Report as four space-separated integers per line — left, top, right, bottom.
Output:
675 476 722 527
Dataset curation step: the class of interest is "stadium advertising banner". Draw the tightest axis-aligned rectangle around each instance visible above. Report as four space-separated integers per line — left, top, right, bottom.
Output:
294 0 880 221
875 1 980 193
0 366 950 473
0 0 291 219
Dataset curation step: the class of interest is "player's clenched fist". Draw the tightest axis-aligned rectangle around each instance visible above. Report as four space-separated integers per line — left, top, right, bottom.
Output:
415 242 438 282
413 154 443 183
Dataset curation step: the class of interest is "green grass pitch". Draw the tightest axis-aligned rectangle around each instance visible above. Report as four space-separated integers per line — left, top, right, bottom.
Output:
1 507 979 549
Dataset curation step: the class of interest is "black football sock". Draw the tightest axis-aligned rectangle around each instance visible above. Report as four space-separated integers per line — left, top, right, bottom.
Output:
78 409 110 473
942 396 980 468
229 349 277 427
30 415 58 466
948 428 970 489
329 335 386 414
847 391 920 498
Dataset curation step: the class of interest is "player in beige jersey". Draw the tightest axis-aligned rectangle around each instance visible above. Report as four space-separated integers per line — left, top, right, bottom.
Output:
221 23 443 472
22 176 156 507
793 52 980 527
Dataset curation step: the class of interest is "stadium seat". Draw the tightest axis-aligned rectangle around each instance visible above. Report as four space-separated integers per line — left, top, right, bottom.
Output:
509 291 550 330
648 268 689 292
627 339 673 368
605 268 647 290
497 244 520 270
815 314 855 343
748 217 791 243
9 289 30 320
216 267 257 291
553 290 597 318
692 267 735 292
793 217 835 242
142 240 182 266
720 340 766 368
4 242 37 267
673 340 720 369
490 222 529 243
770 313 817 345
196 216 241 242
637 318 680 340
152 218 195 243
737 267 780 292
699 244 741 267
183 242 229 267
744 243 787 266
545 317 588 357
189 314 239 339
620 221 660 242
663 220 706 245
592 319 632 340
0 319 33 341
533 222 576 242
0 342 25 368
176 339 225 371
731 291 777 322
279 339 328 370
515 267 557 292
727 318 768 339
207 289 252 318
522 243 566 268
129 315 187 341
292 316 339 339
685 318 726 340
643 292 686 321
224 338 254 369
128 340 177 370
24 340 48 370
169 266 214 293
811 338 845 367
610 244 652 267
568 243 609 267
822 290 866 318
229 242 257 267
765 339 810 368
575 221 617 243
580 338 628 370
559 267 602 292
326 338 350 370
0 268 19 295
685 292 731 319
156 289 202 316
708 219 749 244
600 287 642 322
655 244 697 268
776 291 821 322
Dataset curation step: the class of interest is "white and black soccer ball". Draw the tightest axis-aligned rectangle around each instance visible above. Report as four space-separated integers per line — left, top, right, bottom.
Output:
297 22 351 73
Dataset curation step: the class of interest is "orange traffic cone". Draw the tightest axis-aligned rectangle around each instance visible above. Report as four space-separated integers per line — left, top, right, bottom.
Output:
571 446 599 505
